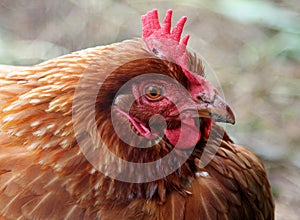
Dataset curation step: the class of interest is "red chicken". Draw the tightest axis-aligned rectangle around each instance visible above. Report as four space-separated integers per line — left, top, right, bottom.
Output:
0 9 274 219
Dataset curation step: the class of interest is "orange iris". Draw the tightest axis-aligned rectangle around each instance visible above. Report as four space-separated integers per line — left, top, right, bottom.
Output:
145 86 162 100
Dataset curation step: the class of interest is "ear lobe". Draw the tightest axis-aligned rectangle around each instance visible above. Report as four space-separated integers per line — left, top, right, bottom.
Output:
113 106 157 140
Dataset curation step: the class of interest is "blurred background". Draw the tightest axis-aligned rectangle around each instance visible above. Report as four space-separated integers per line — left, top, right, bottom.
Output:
0 0 299 218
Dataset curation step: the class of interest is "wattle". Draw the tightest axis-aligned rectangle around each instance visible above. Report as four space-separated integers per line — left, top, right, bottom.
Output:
165 119 201 149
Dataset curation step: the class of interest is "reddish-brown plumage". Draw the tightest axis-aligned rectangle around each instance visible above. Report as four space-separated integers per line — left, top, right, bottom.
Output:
0 9 274 220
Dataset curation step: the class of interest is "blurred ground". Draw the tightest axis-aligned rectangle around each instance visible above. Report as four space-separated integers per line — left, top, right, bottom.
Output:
0 0 299 219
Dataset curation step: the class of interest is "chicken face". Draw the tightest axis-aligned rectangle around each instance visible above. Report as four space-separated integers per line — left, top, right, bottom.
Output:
111 69 235 150
112 73 201 149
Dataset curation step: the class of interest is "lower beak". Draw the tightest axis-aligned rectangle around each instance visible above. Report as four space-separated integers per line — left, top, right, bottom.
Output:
197 95 235 124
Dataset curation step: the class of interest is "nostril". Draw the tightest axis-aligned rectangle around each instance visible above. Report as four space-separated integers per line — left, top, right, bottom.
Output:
197 94 210 103
197 93 216 104
197 95 204 102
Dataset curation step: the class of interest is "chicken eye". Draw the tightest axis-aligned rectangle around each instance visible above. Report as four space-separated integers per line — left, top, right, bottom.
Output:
144 86 163 100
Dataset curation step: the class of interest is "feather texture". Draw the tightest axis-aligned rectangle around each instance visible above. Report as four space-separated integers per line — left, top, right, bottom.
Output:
0 37 274 219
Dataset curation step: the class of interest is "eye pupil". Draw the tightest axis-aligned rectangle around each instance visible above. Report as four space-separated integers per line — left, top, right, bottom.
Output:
149 88 158 96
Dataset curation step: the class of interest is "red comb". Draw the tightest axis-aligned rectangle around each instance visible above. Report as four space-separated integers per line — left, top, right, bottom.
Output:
141 9 190 69
142 9 190 46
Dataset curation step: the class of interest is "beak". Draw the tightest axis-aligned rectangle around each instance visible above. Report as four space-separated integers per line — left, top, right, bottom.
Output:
197 95 235 124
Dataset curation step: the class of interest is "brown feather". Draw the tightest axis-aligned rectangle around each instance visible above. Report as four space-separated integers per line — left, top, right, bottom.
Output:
0 38 274 219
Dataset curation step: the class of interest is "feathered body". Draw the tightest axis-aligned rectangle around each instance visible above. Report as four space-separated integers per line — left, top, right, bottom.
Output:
0 10 274 220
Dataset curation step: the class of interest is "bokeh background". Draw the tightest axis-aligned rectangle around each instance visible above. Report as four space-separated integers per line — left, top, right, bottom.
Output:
0 0 299 218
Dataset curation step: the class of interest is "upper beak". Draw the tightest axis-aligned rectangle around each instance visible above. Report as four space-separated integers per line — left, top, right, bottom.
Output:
197 95 235 124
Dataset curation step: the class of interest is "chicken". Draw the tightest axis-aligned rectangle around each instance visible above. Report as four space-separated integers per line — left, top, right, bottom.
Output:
0 9 274 220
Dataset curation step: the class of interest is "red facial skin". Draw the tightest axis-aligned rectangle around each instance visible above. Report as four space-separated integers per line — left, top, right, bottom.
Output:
115 77 213 149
